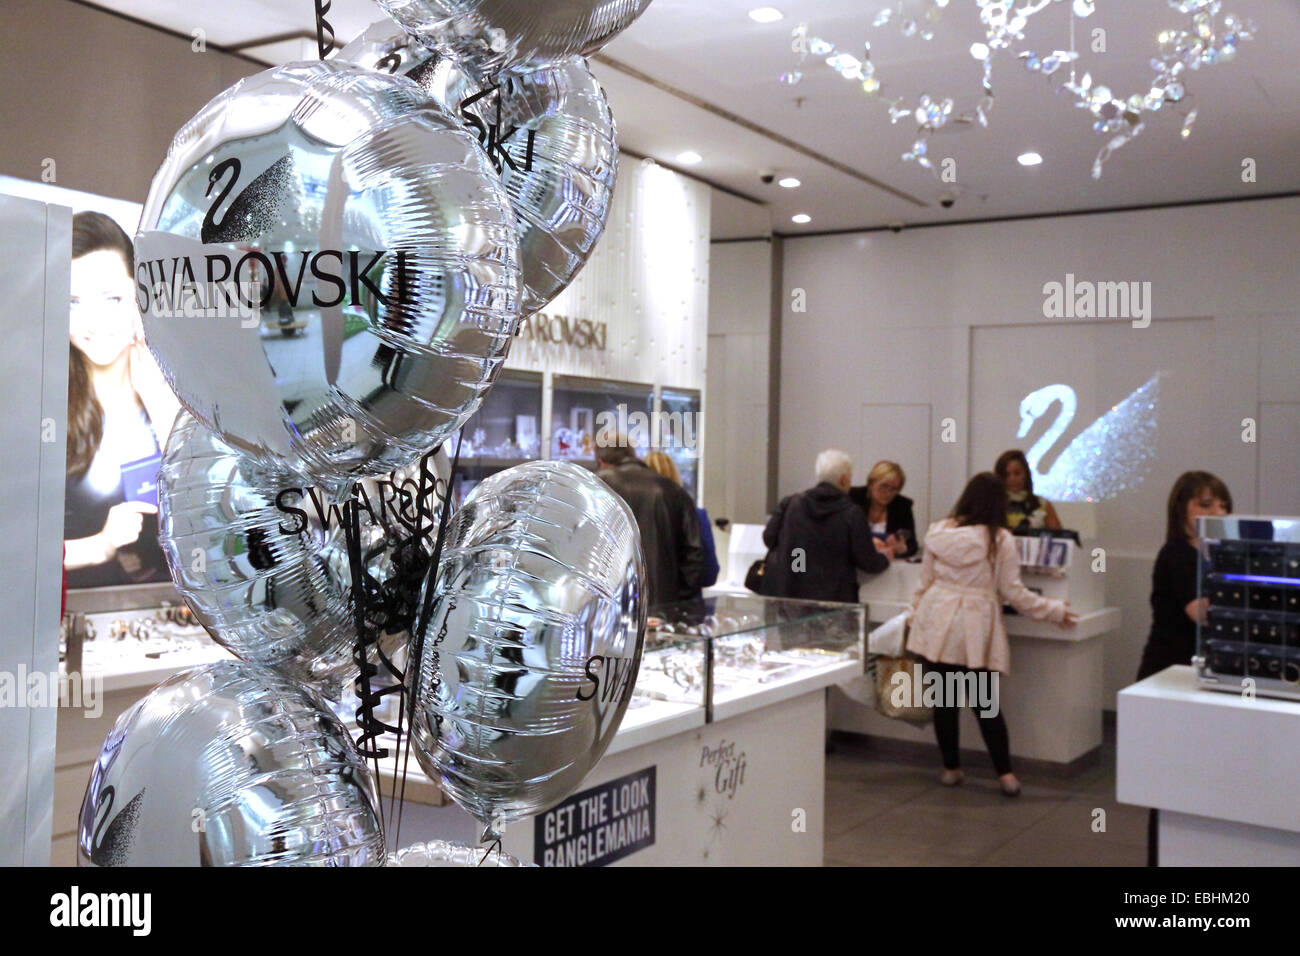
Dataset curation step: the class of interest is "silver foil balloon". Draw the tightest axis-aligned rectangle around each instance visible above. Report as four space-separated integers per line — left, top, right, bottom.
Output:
158 412 452 693
135 60 521 493
78 661 385 866
373 0 653 79
411 460 646 832
339 26 618 318
387 839 531 866
429 56 618 316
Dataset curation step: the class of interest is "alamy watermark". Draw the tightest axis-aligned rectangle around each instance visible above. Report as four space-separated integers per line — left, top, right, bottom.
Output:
1042 273 1151 328
888 662 1000 717
596 404 701 450
140 278 263 327
1 666 102 718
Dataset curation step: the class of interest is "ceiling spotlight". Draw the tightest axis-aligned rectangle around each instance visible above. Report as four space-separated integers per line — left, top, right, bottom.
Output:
778 177 802 188
791 213 811 224
749 7 784 23
969 42 990 60
676 150 703 165
1017 151 1044 166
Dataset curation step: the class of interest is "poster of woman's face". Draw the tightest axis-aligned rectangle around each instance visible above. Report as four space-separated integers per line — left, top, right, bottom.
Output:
0 176 182 590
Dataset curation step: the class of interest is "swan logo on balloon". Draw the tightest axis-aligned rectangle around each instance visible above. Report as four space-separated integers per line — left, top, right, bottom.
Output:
1015 375 1161 501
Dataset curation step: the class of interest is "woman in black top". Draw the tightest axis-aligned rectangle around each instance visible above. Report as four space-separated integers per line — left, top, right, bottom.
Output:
1135 469 1231 867
1135 471 1232 681
849 460 918 559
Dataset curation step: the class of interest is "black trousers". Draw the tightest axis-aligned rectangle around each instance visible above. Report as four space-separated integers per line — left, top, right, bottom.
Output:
923 658 1013 776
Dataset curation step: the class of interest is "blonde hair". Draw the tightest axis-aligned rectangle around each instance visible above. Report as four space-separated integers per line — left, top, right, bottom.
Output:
867 460 905 492
645 450 682 486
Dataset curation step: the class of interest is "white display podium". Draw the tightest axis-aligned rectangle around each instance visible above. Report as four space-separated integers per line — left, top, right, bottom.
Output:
1117 665 1300 865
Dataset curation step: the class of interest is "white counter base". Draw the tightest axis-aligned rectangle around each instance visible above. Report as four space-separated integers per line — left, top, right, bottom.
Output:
1118 665 1300 865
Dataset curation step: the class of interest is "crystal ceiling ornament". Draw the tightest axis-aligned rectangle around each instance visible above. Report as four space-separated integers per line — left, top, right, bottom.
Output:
783 0 1256 183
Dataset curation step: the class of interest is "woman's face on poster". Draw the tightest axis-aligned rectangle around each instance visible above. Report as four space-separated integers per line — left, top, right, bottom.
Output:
70 249 138 367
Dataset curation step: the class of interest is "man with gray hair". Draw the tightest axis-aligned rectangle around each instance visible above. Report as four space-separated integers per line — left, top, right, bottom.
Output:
760 449 893 602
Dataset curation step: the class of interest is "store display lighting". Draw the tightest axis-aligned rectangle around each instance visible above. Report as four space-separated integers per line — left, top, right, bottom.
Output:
1017 151 1044 166
791 213 811 223
778 176 801 188
749 7 784 24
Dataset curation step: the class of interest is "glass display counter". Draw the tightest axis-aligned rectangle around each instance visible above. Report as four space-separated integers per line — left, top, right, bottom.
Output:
550 374 654 469
1196 515 1300 700
454 370 544 506
656 386 701 500
633 594 863 724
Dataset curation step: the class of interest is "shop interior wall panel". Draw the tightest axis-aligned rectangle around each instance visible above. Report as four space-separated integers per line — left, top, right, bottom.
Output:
0 195 69 865
858 402 931 536
1258 403 1300 515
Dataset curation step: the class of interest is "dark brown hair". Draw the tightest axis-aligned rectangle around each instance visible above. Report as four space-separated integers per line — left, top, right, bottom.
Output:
994 449 1039 512
67 212 135 479
950 471 1009 562
1166 471 1232 543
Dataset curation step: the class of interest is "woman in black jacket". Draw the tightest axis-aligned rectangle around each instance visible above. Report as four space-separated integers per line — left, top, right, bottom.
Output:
849 460 918 559
1135 469 1231 867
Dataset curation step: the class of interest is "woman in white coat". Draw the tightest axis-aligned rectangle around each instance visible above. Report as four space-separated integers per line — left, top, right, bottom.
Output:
907 472 1077 796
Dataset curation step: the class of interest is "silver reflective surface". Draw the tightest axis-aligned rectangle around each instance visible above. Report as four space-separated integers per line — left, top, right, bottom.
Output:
78 661 385 866
412 460 646 830
158 413 451 693
388 839 531 866
431 56 618 316
373 0 653 78
136 61 520 491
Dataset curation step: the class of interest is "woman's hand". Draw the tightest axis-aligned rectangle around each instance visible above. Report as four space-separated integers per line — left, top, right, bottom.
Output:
1059 604 1079 629
873 537 897 558
99 500 158 560
1184 596 1210 625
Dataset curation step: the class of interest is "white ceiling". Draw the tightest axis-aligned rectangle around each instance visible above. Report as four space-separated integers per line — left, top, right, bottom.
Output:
83 0 1300 237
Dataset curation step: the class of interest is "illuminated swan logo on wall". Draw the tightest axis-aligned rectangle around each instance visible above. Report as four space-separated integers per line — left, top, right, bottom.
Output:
1016 375 1161 502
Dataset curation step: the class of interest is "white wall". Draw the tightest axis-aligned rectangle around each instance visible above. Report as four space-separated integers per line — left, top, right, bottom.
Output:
704 239 773 524
779 197 1300 708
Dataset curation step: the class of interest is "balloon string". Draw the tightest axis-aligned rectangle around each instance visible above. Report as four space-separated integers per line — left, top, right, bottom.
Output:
478 838 502 867
394 431 463 851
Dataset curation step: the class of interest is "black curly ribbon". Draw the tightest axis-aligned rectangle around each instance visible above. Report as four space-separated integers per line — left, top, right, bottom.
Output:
313 0 335 60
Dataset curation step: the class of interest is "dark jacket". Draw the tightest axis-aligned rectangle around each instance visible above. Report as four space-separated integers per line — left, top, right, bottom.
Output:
697 507 720 589
600 460 704 610
1136 538 1199 681
762 482 889 603
848 488 918 559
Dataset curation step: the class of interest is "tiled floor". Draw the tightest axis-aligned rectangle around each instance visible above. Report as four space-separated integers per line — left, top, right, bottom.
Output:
824 726 1147 866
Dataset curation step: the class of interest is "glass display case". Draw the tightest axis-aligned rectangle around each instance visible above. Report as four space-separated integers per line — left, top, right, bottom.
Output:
1195 515 1300 700
454 370 544 506
550 374 654 469
656 386 701 501
632 594 864 722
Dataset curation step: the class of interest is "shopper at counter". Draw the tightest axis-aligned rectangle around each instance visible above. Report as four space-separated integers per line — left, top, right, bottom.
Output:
906 472 1077 797
597 440 703 608
1133 470 1231 867
994 449 1062 531
849 459 918 558
645 451 718 588
761 449 892 603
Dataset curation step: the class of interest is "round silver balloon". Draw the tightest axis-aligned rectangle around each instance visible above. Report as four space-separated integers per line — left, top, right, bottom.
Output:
429 56 618 316
339 26 618 318
387 839 531 866
373 0 652 79
411 460 646 832
158 412 452 693
135 60 521 493
78 661 385 866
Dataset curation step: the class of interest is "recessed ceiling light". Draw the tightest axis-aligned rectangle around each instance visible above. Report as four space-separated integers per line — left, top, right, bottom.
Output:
791 213 811 224
1017 151 1044 166
778 177 802 188
969 42 990 60
749 7 784 23
675 150 703 165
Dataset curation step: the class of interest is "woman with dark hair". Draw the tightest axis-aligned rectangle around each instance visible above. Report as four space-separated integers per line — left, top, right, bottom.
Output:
1133 470 1231 866
64 211 179 587
906 472 1077 796
994 449 1062 531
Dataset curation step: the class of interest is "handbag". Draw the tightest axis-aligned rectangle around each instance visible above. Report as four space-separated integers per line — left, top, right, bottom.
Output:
744 555 769 593
869 615 933 724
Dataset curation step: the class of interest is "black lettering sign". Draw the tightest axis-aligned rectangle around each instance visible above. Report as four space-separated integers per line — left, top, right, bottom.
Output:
535 767 655 867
